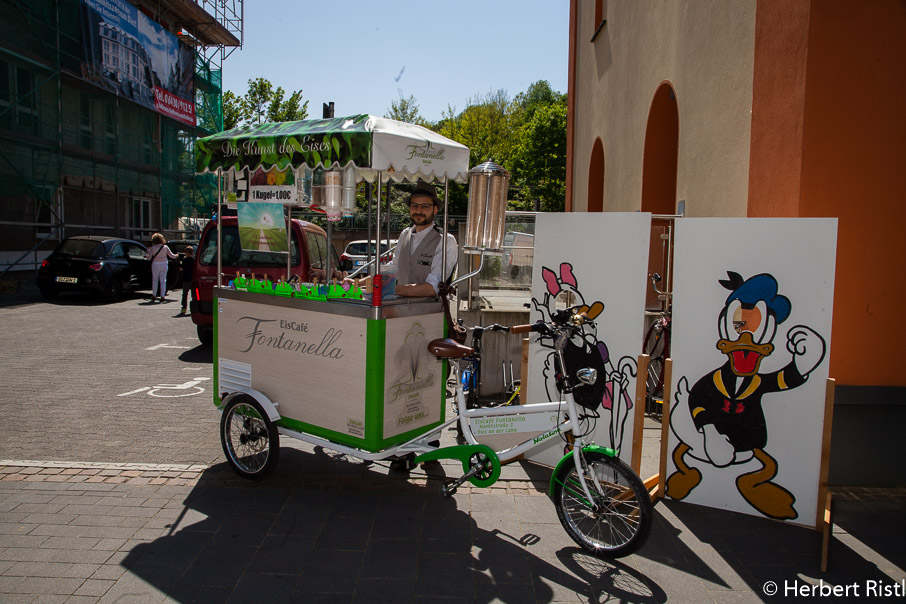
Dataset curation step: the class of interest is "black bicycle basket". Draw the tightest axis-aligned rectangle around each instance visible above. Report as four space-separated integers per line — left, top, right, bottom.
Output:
561 337 607 411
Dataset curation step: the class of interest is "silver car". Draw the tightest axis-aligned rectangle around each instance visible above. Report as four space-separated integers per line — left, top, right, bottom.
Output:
341 239 397 277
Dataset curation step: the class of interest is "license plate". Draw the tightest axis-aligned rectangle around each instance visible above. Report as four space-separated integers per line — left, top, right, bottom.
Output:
55 276 78 284
355 260 364 266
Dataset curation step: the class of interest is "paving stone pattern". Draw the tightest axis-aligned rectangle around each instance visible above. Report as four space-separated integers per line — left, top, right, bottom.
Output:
1 290 221 465
1 285 905 602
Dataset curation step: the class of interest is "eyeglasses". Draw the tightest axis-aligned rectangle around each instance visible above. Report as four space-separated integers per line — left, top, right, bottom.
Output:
410 203 435 211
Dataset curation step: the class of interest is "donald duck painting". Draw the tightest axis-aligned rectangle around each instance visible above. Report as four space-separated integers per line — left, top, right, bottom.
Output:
666 271 827 520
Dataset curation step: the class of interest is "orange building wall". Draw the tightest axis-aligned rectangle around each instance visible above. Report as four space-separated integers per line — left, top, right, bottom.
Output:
750 0 906 386
800 1 906 386
747 0 810 217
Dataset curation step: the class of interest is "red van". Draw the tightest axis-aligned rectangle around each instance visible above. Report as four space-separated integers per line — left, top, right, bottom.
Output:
189 217 346 345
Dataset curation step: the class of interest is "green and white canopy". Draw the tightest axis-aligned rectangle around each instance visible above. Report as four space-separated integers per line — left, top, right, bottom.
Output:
196 114 470 183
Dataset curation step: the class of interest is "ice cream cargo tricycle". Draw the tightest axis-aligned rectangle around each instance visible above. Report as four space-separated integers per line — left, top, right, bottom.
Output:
195 115 653 558
196 114 471 462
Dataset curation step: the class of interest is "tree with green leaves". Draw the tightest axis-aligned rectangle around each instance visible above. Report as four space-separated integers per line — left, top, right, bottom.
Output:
386 90 428 126
429 81 566 213
513 80 564 123
510 98 567 212
222 78 309 130
436 89 516 170
222 90 243 130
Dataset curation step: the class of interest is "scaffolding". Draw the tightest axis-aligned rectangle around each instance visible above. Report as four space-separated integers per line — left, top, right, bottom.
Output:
0 0 242 275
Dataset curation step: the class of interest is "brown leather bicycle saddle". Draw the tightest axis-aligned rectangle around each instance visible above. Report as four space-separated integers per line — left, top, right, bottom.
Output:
427 338 474 359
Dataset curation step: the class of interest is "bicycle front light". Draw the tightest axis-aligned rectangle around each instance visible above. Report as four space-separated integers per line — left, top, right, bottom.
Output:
576 368 597 386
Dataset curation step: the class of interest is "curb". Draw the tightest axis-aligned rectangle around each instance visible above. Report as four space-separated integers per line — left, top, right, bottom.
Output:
0 459 552 495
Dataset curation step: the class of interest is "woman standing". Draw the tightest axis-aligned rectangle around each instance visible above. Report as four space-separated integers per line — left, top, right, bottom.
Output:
146 233 178 303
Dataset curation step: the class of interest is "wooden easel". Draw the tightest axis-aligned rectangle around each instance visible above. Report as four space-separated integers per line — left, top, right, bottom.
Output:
636 359 836 571
630 354 649 473
817 378 836 572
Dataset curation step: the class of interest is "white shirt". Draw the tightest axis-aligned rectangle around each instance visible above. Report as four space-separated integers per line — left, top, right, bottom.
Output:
391 225 458 295
146 244 177 264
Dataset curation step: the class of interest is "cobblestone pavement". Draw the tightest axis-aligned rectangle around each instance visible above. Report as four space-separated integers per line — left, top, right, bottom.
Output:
1 452 904 604
0 287 221 465
1 285 905 602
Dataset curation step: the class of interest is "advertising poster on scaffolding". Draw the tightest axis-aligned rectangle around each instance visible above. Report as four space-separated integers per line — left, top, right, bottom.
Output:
526 213 651 468
665 218 837 527
78 0 195 126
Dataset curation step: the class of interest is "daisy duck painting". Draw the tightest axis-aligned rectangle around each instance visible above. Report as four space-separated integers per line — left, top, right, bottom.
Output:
530 262 637 454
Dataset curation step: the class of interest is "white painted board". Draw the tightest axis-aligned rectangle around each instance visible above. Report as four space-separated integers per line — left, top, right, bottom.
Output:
666 218 837 527
526 213 651 467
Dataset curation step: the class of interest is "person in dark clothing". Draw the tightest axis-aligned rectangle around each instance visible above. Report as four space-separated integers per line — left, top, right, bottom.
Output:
180 246 194 315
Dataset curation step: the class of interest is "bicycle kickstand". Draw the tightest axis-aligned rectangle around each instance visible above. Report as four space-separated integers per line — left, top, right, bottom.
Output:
442 460 491 498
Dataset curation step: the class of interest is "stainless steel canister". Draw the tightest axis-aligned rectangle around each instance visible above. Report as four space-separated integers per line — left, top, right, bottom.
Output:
464 160 509 253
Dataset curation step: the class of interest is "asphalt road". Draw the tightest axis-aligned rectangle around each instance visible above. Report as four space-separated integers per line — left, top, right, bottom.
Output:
0 288 221 466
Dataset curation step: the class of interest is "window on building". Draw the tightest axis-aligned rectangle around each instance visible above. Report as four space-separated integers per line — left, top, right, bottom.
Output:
0 62 39 133
0 60 10 129
132 198 152 240
142 115 155 164
104 102 116 155
14 66 37 134
79 92 92 149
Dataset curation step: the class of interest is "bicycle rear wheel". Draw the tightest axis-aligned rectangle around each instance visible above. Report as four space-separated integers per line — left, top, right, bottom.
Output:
220 394 279 479
553 450 652 558
643 322 667 399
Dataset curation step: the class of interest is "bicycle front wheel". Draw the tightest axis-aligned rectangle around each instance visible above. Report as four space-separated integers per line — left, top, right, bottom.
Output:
553 451 652 557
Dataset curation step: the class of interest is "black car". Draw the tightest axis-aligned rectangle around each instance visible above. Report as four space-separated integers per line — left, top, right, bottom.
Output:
167 239 199 257
36 236 178 302
166 239 199 288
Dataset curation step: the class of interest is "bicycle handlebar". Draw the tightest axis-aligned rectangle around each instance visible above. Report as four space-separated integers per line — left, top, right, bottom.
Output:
510 323 536 334
510 311 596 336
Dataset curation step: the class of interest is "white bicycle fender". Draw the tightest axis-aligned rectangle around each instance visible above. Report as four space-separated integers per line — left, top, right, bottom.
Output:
221 389 281 422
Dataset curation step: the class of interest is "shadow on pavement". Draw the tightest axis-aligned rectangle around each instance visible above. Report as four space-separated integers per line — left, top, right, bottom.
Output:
117 446 672 603
830 496 906 571
179 344 213 364
641 496 903 599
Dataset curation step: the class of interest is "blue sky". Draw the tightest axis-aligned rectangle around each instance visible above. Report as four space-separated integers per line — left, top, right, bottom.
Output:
220 1 569 123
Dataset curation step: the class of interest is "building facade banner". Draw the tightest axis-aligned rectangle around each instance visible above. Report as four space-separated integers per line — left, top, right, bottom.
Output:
79 0 195 126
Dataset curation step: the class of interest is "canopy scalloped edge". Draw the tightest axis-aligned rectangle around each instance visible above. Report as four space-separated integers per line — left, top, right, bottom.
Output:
195 114 470 183
200 161 469 184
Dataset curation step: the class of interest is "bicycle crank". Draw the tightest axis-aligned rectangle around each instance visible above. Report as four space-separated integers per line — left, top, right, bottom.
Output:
442 459 492 498
415 444 501 491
